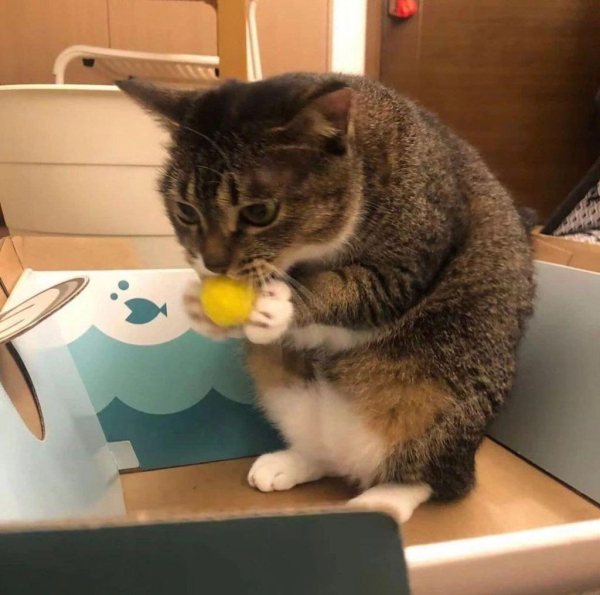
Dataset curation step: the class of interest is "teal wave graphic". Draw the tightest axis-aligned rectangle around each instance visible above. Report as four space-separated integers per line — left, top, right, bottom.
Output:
68 326 256 414
98 390 283 470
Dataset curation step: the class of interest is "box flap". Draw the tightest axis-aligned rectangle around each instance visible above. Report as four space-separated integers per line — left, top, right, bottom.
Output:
407 519 600 595
490 261 600 502
533 232 600 273
0 300 125 522
0 511 410 595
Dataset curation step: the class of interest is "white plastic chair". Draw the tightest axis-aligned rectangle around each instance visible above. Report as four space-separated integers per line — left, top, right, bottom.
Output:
53 0 262 85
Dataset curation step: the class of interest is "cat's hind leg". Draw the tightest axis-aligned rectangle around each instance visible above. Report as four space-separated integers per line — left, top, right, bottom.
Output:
348 431 479 522
348 483 432 523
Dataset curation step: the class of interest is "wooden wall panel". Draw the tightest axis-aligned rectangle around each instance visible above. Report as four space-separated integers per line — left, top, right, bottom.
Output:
257 0 330 75
108 0 329 78
0 0 331 85
381 0 600 218
0 0 109 84
365 0 384 79
108 0 217 56
216 0 249 80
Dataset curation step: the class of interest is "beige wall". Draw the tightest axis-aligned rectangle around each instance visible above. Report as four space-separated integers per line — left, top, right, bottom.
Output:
0 0 110 85
0 0 331 85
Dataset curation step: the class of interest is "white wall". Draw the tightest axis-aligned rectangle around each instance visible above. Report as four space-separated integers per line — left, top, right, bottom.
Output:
329 0 367 74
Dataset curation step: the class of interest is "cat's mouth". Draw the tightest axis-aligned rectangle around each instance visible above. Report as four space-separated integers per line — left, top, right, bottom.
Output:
189 250 298 289
231 259 279 287
231 257 312 290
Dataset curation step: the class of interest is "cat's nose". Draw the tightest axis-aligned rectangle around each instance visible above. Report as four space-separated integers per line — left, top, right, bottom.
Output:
203 234 231 276
204 260 229 275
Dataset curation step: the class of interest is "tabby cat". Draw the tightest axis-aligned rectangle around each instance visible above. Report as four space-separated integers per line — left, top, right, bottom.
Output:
118 73 535 522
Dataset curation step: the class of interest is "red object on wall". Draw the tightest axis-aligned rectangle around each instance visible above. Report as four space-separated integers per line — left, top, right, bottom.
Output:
389 0 418 19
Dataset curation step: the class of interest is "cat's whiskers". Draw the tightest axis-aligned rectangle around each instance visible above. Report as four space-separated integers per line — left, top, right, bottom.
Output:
161 171 180 183
262 262 320 332
263 262 324 310
196 163 224 181
256 267 269 293
232 261 260 283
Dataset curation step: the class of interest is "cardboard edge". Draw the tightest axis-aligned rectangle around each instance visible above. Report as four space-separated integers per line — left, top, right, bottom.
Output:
0 276 89 344
0 505 399 535
11 235 141 271
406 519 600 595
533 232 600 274
0 237 25 306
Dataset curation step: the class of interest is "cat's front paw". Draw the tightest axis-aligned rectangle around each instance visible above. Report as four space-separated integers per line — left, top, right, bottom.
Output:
244 281 293 344
248 450 324 492
183 280 243 341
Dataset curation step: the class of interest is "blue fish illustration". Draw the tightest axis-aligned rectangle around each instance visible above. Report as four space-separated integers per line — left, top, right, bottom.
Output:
124 298 168 325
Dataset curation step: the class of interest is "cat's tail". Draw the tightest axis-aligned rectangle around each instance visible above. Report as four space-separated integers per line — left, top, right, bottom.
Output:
517 206 538 234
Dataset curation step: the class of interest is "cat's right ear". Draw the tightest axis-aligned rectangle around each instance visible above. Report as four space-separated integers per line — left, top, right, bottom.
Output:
116 79 196 130
272 84 354 155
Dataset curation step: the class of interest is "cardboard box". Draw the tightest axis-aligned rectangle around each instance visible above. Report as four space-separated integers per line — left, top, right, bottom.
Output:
7 267 281 471
490 233 600 503
0 233 599 595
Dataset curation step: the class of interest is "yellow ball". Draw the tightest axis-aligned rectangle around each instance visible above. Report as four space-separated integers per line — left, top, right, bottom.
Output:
200 276 256 328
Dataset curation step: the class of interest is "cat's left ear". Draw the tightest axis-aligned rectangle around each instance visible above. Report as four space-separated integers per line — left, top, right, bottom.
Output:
278 85 354 153
116 79 198 130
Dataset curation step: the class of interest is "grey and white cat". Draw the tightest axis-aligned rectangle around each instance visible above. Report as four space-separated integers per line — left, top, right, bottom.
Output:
118 73 535 522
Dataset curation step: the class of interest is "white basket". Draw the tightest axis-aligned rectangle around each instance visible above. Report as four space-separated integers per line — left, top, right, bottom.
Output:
53 0 262 85
0 85 170 238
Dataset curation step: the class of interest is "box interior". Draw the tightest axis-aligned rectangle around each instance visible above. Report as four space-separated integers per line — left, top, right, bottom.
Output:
0 234 598 550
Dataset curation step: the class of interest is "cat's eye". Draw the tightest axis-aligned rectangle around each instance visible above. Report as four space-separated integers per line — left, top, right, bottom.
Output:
239 202 279 227
176 201 198 225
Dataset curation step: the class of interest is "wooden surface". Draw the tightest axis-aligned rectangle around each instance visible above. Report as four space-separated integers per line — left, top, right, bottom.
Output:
11 236 140 271
122 439 599 547
404 440 599 546
108 0 217 55
215 0 248 80
365 0 384 79
257 0 330 75
0 0 110 85
380 0 600 218
0 0 331 84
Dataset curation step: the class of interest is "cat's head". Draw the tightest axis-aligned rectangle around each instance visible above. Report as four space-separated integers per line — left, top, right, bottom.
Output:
118 74 362 281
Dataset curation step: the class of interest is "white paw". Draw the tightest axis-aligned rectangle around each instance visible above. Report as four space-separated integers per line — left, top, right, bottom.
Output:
248 450 324 492
244 281 293 345
348 483 432 523
182 280 243 341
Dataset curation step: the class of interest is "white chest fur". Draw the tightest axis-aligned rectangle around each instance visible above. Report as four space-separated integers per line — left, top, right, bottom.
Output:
289 324 374 352
260 380 387 487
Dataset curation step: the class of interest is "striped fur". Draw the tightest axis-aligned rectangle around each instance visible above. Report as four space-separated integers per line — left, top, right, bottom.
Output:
119 74 535 508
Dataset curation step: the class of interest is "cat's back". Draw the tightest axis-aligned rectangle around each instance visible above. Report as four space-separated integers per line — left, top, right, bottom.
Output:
342 75 535 367
348 75 533 278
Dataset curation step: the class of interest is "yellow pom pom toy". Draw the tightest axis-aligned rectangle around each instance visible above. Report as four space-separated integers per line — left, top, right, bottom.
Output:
200 276 256 328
